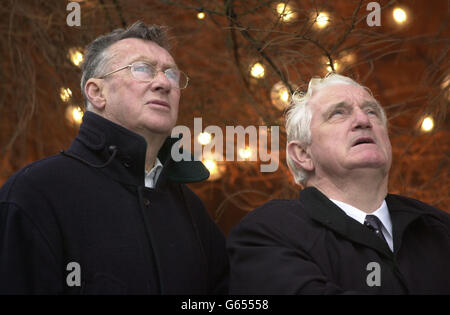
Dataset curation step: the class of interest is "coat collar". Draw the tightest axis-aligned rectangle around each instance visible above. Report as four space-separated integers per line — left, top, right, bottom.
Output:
384 194 433 254
63 111 209 187
299 187 424 257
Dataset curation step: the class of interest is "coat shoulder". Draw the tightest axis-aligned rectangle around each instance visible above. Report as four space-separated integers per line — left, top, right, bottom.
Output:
388 194 450 218
1 155 65 195
4 153 81 184
229 198 316 246
239 199 308 226
0 153 88 212
388 194 450 230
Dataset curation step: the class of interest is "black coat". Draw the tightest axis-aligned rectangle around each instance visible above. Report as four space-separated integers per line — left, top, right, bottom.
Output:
227 187 450 294
0 112 229 294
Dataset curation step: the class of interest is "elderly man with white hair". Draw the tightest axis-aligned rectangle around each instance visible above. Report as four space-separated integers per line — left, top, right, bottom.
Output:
227 73 450 294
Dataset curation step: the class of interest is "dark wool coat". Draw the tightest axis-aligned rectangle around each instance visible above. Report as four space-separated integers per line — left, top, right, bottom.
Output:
227 187 450 294
0 112 229 294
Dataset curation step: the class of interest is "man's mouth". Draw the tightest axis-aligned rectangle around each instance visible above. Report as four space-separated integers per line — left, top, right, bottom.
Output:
352 137 375 147
146 100 170 108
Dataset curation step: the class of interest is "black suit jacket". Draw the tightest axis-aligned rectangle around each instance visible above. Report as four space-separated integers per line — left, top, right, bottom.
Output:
227 187 450 294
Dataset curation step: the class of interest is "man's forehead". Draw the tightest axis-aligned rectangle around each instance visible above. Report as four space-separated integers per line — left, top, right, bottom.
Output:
310 83 375 110
108 38 174 65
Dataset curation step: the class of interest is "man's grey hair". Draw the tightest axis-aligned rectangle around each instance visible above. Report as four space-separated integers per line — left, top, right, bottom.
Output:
285 73 387 186
80 21 170 110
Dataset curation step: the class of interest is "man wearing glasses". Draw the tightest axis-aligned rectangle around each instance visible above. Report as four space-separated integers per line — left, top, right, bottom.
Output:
0 21 229 294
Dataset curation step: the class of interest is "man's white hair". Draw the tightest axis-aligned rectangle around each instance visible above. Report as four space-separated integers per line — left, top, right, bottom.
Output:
285 73 387 186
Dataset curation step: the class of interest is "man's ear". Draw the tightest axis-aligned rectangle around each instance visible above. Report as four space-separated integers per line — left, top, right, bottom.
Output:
287 140 314 172
85 78 106 110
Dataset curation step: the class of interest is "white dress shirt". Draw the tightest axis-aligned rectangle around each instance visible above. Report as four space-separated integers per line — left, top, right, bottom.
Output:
330 198 394 252
144 158 163 189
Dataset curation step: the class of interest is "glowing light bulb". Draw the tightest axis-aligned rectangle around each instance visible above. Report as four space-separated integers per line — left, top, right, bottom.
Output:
315 12 330 28
203 159 225 180
393 8 407 24
60 87 72 102
203 159 217 173
66 105 83 125
421 116 434 132
271 81 293 110
72 106 84 124
281 90 289 103
197 12 205 19
250 62 265 79
68 48 84 67
326 61 338 72
341 53 355 64
239 147 252 160
276 3 296 22
198 132 212 145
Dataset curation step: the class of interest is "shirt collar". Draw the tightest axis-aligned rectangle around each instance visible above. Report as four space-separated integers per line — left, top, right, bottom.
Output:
145 158 163 188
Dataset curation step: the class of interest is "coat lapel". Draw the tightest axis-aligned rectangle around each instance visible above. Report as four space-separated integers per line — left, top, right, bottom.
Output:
157 135 209 185
385 195 423 254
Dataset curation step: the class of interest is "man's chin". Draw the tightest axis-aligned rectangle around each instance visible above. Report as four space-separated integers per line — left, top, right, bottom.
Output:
349 160 388 171
146 126 173 136
141 117 176 135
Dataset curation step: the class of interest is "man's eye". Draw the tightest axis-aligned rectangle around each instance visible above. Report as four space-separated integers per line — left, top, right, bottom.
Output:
165 69 180 80
331 109 344 117
135 64 151 72
133 63 155 74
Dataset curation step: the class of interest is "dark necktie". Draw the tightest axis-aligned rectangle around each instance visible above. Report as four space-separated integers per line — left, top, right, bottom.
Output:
364 215 388 246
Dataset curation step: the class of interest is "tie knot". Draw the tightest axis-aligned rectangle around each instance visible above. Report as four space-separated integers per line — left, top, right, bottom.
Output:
364 215 389 248
364 215 383 233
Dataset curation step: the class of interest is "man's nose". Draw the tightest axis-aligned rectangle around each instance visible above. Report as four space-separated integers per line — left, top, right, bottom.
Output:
352 108 372 130
150 71 171 92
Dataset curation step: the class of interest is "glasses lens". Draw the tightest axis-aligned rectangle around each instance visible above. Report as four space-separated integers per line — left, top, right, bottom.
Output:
131 62 155 81
131 62 188 89
163 69 189 89
164 68 180 88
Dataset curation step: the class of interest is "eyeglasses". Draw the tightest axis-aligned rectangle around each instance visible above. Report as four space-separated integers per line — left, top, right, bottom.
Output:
98 61 189 89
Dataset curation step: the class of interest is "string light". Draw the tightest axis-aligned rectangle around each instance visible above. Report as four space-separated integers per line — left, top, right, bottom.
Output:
326 61 338 73
276 3 296 22
73 107 83 123
271 81 292 110
68 48 84 67
421 116 434 132
281 90 289 103
250 62 265 79
203 158 225 181
198 132 212 145
197 11 206 19
65 106 83 125
393 8 407 24
315 12 330 28
60 87 72 102
239 147 253 160
203 159 217 173
340 52 355 64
